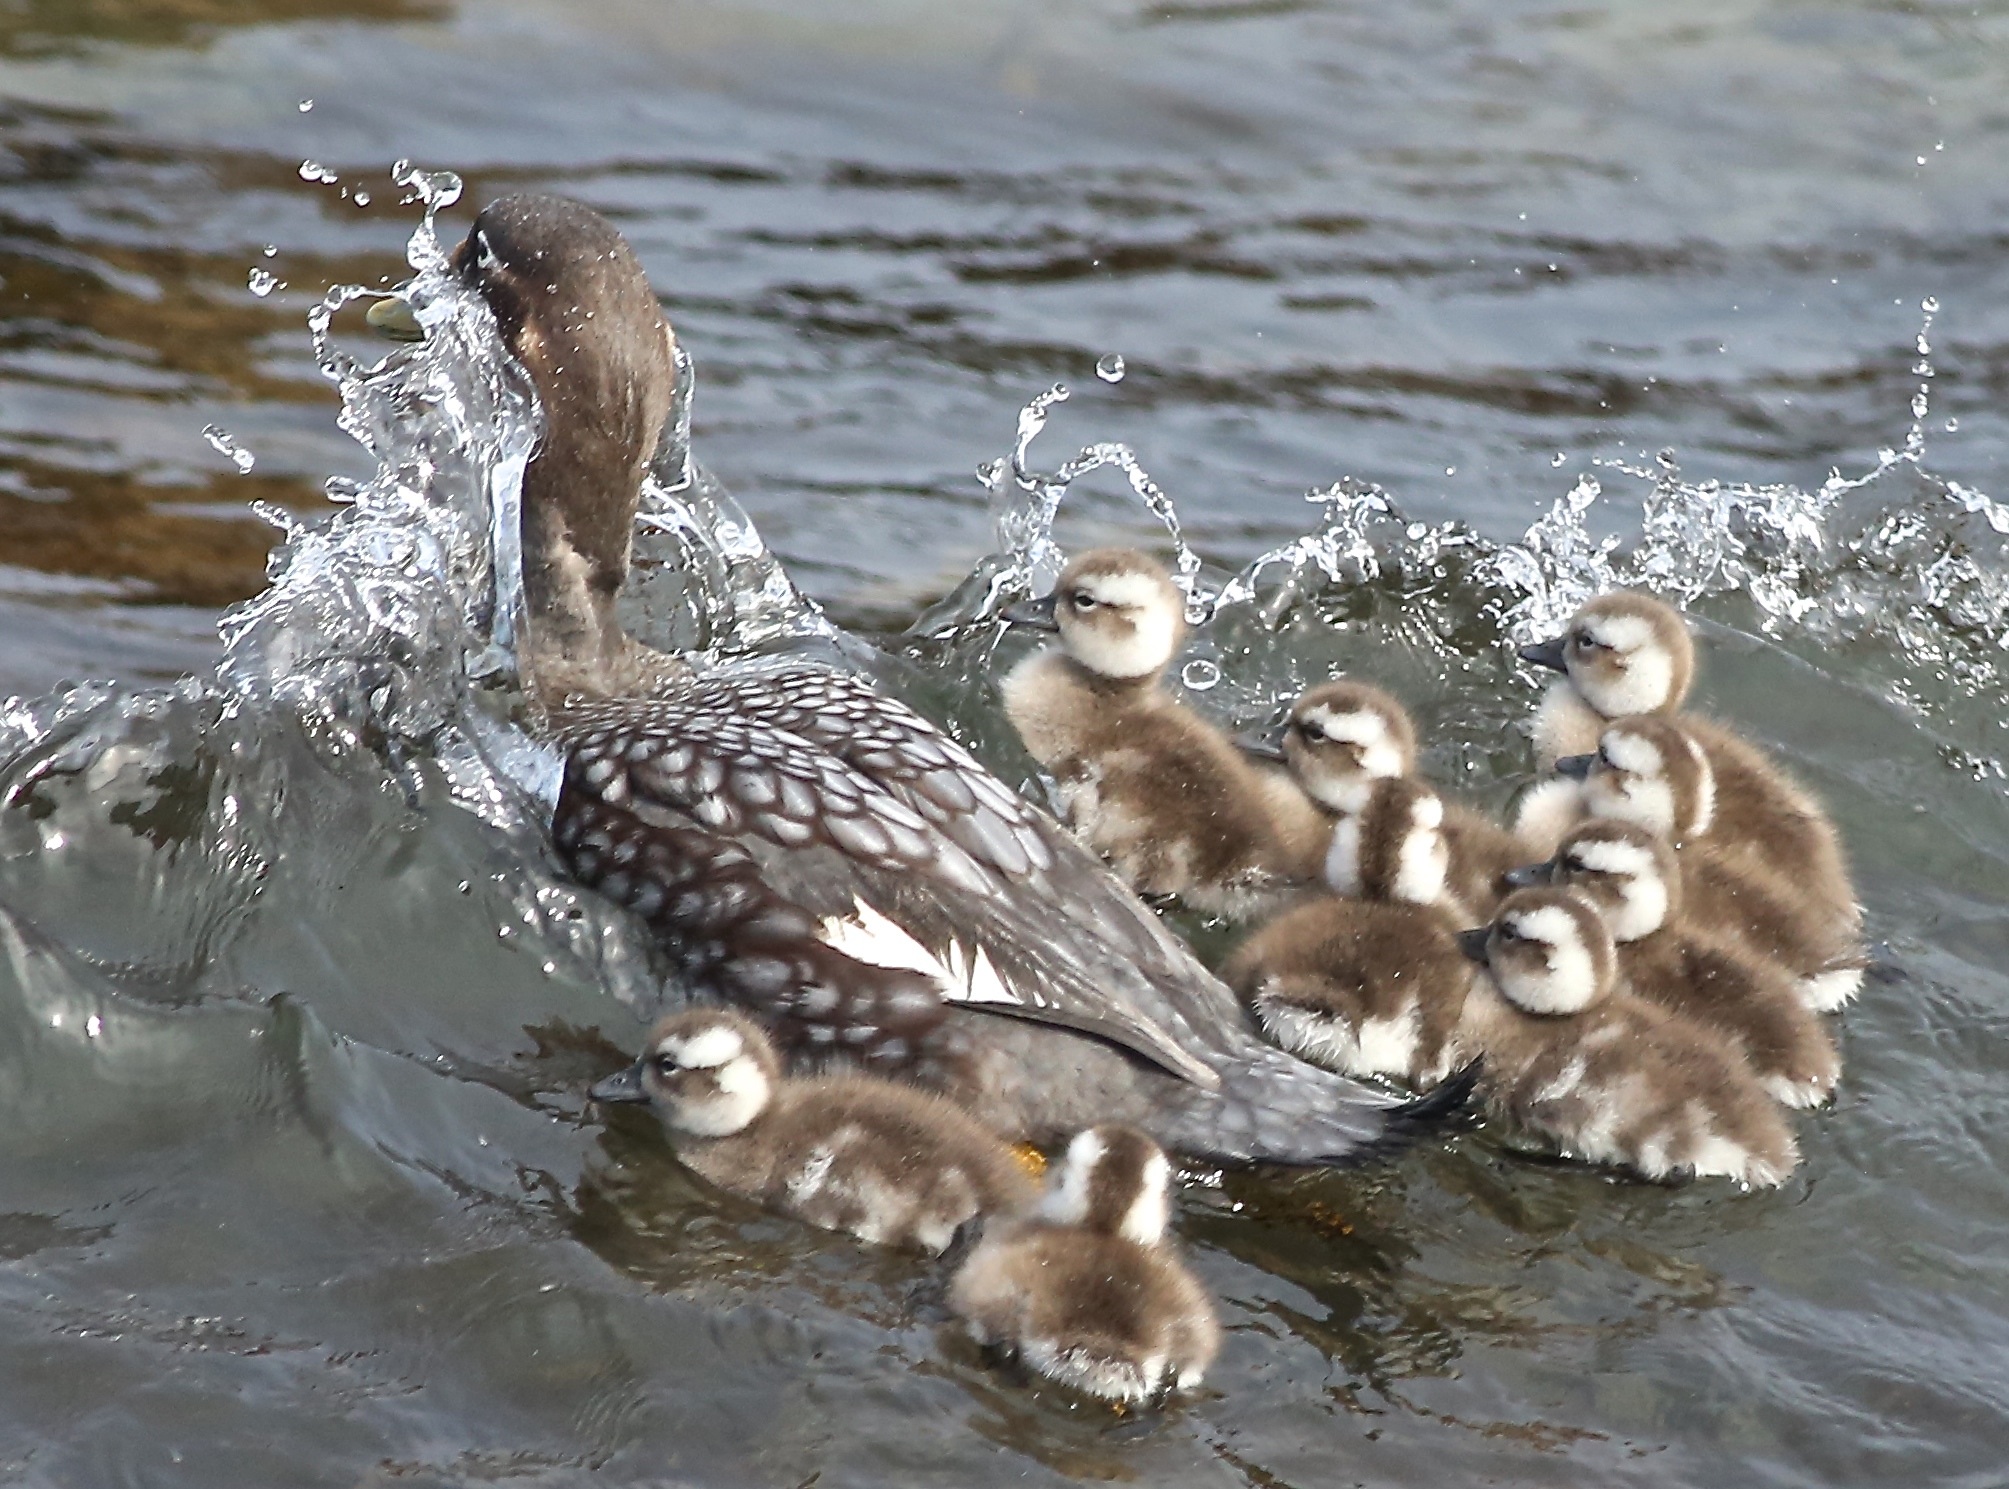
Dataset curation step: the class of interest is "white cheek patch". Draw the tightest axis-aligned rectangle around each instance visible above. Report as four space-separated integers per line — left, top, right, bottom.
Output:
1588 775 1678 836
1497 905 1600 1014
674 1057 771 1137
1302 707 1409 779
1302 768 1374 816
1066 604 1180 679
1119 1151 1172 1247
1568 836 1666 940
1602 731 1665 777
1082 571 1168 610
664 1024 744 1070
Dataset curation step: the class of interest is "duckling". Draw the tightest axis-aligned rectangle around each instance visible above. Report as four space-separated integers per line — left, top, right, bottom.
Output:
1221 776 1475 1087
1516 592 1858 947
1455 886 1800 1187
1000 548 1301 917
591 1008 1037 1254
1511 819 1839 1107
1560 717 1864 1010
1243 678 1529 913
948 1124 1219 1405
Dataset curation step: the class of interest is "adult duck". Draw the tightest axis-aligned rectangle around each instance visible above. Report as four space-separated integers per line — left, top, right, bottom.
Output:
370 193 1454 1163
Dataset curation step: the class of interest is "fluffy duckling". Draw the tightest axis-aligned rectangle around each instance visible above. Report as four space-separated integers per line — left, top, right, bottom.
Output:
949 1124 1220 1406
1221 776 1475 1087
1516 593 1857 936
591 1008 1036 1253
1244 678 1529 914
1000 548 1300 916
1511 819 1839 1107
1455 886 1800 1187
1560 717 1864 1010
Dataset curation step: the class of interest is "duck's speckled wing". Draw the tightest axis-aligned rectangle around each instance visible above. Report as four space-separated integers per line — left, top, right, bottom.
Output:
549 663 1260 1087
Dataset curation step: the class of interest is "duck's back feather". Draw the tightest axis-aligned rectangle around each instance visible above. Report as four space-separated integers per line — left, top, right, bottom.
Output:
550 663 1288 1091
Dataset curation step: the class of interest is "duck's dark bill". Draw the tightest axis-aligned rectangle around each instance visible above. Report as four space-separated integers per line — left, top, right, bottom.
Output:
1554 754 1596 780
589 1062 650 1104
1518 637 1569 671
1503 860 1554 889
1234 731 1288 762
1456 928 1492 963
1000 595 1059 630
365 293 425 342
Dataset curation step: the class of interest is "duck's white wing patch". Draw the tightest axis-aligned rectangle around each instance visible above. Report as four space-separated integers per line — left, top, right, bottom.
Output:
816 897 1024 1008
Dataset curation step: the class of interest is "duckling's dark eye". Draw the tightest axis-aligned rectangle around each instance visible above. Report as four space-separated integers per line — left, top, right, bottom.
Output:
1497 923 1523 943
1574 632 1611 654
1562 855 1588 873
1070 591 1097 612
652 1055 679 1077
1295 720 1324 742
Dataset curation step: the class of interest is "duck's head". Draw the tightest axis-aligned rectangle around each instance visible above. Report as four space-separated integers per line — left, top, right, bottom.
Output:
1036 1124 1174 1246
1518 592 1694 722
1510 818 1680 943
374 193 678 691
1254 679 1416 815
1324 774 1450 906
590 1007 780 1138
1556 717 1715 843
1003 548 1185 681
1457 885 1617 1016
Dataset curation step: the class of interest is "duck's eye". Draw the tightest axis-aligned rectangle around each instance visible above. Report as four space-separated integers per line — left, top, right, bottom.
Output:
1574 632 1611 653
1070 591 1097 612
652 1054 679 1077
1294 720 1324 742
1562 855 1588 874
1497 923 1522 943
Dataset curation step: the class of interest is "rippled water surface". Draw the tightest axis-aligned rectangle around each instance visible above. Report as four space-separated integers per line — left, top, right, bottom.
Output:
3 3 2009 1485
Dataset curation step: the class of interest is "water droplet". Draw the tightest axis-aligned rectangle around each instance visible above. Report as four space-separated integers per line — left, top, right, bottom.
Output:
1944 417 1959 433
1445 466 1457 476
298 160 338 184
1180 659 1221 692
298 98 314 112
1551 453 1566 467
1912 393 1930 420
1095 353 1126 383
1916 155 1928 166
261 244 277 258
976 458 1008 489
247 267 279 298
85 1014 102 1039
1406 522 1428 540
201 424 255 473
352 189 371 207
1922 296 1940 314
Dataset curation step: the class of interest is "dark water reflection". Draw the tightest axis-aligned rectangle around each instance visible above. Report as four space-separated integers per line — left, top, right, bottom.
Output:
3 1 2009 1485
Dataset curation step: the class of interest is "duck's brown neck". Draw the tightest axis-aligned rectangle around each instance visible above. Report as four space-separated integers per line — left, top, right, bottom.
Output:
517 447 685 705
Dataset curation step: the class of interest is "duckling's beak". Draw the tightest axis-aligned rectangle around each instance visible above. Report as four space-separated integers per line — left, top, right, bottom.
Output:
1503 859 1555 889
365 292 425 342
1234 731 1288 763
1001 594 1059 631
1456 928 1492 964
1518 637 1569 672
589 1060 650 1105
1554 754 1596 781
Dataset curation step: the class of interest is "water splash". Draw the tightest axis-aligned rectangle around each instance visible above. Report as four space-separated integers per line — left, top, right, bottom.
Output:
247 267 280 299
201 425 255 474
1095 353 1126 383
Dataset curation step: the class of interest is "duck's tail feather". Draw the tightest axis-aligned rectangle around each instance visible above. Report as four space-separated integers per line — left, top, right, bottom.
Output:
1155 1045 1476 1168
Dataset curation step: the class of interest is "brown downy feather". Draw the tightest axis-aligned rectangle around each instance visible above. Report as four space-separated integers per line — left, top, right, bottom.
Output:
1536 820 1840 1108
